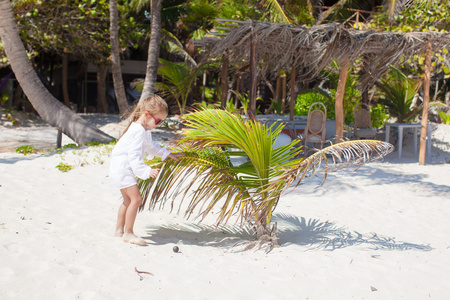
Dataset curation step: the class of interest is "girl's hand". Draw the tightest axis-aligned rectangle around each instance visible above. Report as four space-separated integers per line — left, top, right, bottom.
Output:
148 168 160 178
168 153 185 161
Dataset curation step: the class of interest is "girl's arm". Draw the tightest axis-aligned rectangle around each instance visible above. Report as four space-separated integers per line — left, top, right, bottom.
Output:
127 129 153 180
144 132 185 161
143 132 171 160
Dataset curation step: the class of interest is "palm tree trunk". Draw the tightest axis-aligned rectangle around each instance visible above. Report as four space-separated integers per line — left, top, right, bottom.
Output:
419 40 432 165
281 74 286 113
62 53 72 108
110 0 129 114
289 66 296 121
201 70 206 102
96 64 108 113
0 0 113 145
335 58 350 143
140 0 162 102
220 52 229 109
249 25 258 121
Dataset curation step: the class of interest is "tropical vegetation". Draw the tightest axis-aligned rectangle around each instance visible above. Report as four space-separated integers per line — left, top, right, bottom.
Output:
2 0 449 244
1 1 449 121
137 108 393 246
375 66 423 123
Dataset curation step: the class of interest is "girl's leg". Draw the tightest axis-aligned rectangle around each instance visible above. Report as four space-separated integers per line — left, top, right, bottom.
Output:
120 185 146 246
114 191 131 237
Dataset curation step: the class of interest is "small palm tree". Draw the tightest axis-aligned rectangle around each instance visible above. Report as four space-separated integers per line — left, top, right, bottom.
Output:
376 66 422 123
132 58 210 114
155 58 208 114
138 109 393 246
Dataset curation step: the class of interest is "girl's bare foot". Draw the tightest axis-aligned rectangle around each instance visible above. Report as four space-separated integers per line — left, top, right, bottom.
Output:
114 229 124 237
122 233 146 246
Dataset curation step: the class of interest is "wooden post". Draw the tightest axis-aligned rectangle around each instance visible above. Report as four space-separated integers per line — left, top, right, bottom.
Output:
220 52 229 109
249 25 258 121
235 75 241 109
281 74 287 113
335 58 350 143
361 89 369 105
56 128 63 148
289 66 296 121
419 40 432 165
275 74 281 104
201 71 206 102
62 54 72 108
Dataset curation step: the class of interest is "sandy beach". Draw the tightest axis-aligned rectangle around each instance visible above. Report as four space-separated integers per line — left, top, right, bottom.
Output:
1 112 450 299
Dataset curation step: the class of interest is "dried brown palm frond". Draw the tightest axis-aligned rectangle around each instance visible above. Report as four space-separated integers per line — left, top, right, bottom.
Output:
197 20 450 84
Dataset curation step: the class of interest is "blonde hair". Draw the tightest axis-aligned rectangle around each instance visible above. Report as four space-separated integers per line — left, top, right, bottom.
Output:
121 94 168 135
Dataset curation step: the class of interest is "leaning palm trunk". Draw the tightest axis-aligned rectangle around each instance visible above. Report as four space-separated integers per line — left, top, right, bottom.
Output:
139 0 162 101
0 0 113 145
110 0 129 114
138 109 393 246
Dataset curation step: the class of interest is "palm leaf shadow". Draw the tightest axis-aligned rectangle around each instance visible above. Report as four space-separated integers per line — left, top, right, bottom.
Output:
144 221 255 247
273 213 432 251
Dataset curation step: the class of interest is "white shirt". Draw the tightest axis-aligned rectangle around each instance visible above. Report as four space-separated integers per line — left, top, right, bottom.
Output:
109 122 170 189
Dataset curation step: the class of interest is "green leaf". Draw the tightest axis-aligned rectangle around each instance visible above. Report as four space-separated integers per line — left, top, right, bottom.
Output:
138 108 393 229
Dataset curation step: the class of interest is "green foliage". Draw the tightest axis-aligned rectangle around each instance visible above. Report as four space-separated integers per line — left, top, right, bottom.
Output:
224 99 239 113
218 0 263 21
294 91 334 119
137 108 394 234
230 92 264 115
85 139 117 147
270 99 283 115
376 66 422 123
181 0 218 41
260 0 315 25
16 146 36 155
235 92 249 115
54 143 79 154
392 1 449 33
155 58 202 114
368 0 450 78
370 104 389 128
139 108 303 227
201 86 215 101
3 108 18 125
11 0 141 65
55 162 74 172
438 110 450 125
194 100 219 110
61 143 79 149
293 88 386 128
0 93 9 106
322 62 362 124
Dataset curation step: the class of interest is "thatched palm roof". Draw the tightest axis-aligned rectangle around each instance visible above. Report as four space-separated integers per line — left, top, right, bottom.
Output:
197 19 450 86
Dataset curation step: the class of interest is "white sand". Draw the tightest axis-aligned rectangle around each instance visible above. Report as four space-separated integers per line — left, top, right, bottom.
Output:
1 113 450 299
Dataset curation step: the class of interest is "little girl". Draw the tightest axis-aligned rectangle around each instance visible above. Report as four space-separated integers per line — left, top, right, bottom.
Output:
109 95 183 246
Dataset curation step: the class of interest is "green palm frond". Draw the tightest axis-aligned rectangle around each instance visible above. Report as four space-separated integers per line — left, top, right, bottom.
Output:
155 58 206 114
161 29 197 68
138 109 393 229
376 66 422 122
263 0 295 24
267 139 394 192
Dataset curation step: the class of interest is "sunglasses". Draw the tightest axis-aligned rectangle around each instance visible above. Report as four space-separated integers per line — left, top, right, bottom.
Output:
149 113 164 126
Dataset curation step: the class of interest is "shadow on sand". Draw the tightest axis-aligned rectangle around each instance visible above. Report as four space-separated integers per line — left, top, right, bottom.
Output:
272 213 432 251
290 164 450 198
143 213 432 252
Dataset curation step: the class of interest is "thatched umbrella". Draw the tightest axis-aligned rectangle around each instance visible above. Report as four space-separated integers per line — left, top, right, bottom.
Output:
196 19 450 163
